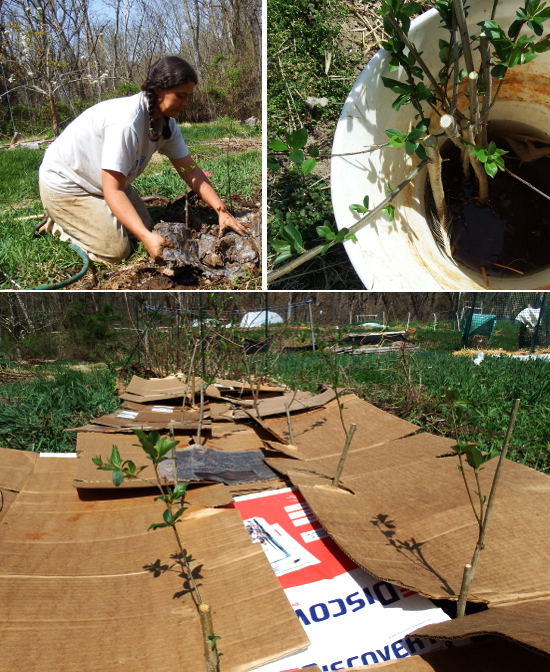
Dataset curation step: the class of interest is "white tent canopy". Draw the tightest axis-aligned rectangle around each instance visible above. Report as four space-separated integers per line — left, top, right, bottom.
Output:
238 311 283 328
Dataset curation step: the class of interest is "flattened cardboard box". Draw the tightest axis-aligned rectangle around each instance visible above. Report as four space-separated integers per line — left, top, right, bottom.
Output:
411 599 550 661
74 432 158 488
74 422 277 489
0 447 37 522
301 637 550 671
264 397 550 657
223 388 344 422
0 451 309 672
120 375 203 402
91 402 210 431
263 394 418 450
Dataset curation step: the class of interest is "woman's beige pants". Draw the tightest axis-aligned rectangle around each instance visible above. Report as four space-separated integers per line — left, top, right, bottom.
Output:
39 182 153 265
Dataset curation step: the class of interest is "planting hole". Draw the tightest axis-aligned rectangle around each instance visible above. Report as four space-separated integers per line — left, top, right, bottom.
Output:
426 122 550 279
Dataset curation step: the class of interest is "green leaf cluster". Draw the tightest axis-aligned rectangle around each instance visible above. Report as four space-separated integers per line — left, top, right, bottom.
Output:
380 0 423 36
478 10 550 80
381 76 435 112
453 442 501 473
272 224 306 265
349 195 370 214
385 119 429 160
316 224 358 255
92 445 147 487
268 128 319 175
470 141 508 177
445 388 501 473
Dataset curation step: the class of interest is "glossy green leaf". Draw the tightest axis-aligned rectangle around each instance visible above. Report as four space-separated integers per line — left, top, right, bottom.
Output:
381 77 411 94
112 469 124 487
173 483 189 499
267 155 280 171
316 225 333 237
148 522 169 531
268 139 289 151
288 149 304 164
287 128 308 150
485 161 498 178
284 224 304 251
301 158 317 175
109 445 121 467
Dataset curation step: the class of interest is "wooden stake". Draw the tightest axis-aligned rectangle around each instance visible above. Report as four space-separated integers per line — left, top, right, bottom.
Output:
456 563 472 617
332 423 357 488
196 381 204 446
456 399 521 617
285 402 295 445
199 603 220 672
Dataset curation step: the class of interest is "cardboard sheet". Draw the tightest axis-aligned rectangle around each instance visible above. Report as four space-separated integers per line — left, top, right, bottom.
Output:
92 403 209 430
0 447 38 522
299 637 550 671
265 424 550 614
412 599 550 659
207 421 270 452
224 389 343 421
74 431 160 488
120 374 195 401
263 394 418 453
210 379 286 394
0 452 309 672
232 488 453 672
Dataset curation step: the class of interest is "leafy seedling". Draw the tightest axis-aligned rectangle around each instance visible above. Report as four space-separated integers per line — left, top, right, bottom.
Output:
93 430 221 672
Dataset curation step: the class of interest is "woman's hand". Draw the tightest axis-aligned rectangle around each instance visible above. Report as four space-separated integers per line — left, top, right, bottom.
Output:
218 210 252 237
142 231 176 259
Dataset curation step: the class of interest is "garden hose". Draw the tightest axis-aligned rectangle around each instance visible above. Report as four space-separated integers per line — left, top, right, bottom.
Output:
32 242 90 290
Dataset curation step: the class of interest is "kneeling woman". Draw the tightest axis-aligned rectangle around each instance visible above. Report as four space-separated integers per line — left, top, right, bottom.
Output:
38 56 250 264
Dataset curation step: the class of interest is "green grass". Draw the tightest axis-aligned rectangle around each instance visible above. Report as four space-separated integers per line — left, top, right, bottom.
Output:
0 206 84 289
0 119 260 288
0 148 43 208
133 150 261 202
267 0 372 289
182 117 260 142
267 350 550 474
0 367 120 453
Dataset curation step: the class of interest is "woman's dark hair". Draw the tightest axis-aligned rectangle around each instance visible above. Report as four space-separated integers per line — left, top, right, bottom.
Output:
141 56 198 141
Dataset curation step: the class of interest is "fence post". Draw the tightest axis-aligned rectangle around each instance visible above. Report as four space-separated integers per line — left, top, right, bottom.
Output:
199 293 206 379
531 294 546 354
308 300 316 351
462 293 478 347
264 292 269 373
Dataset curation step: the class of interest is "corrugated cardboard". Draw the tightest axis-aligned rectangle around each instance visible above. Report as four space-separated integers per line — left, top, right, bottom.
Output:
263 394 419 452
121 374 196 401
0 447 38 522
300 636 550 671
411 599 550 660
262 396 550 659
74 432 159 488
0 450 309 672
210 379 286 394
207 421 269 452
74 429 284 489
226 388 344 421
91 403 210 430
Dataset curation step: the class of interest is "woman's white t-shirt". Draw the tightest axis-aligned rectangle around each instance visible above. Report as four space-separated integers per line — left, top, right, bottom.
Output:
39 92 189 196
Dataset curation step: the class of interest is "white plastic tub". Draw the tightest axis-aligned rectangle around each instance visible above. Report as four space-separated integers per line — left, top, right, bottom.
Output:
331 1 550 290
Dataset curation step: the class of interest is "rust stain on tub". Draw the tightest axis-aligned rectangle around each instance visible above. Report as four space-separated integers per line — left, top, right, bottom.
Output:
497 72 550 106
